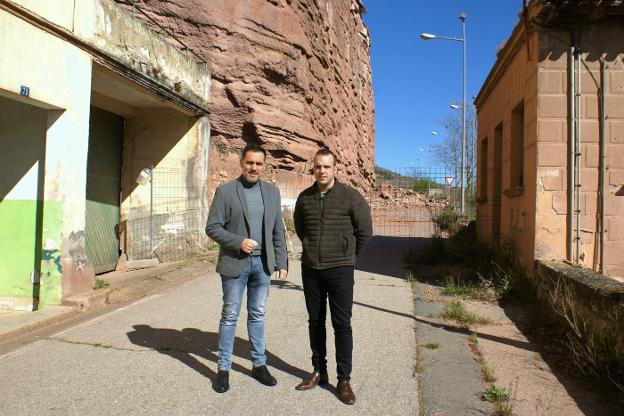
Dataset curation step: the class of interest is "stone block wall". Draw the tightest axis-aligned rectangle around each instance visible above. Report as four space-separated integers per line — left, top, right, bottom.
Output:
476 25 539 270
535 21 624 279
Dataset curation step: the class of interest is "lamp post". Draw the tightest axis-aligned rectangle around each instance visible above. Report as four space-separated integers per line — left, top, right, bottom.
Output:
421 11 467 214
136 165 154 258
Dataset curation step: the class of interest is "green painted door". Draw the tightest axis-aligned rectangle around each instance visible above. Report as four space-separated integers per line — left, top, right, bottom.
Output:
85 107 123 274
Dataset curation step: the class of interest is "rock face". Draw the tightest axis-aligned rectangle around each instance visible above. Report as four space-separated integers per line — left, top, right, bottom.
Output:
122 0 375 190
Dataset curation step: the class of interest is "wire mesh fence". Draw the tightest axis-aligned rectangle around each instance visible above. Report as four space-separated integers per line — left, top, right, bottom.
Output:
370 167 475 238
122 166 475 263
124 168 212 262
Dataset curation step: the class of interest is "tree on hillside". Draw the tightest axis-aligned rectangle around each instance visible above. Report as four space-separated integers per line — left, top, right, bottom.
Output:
432 103 477 193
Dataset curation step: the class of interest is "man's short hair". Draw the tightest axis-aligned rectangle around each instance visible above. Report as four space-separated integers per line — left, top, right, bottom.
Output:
314 147 337 166
241 143 267 160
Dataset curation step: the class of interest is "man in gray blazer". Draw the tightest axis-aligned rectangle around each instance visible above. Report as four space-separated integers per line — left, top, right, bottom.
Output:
205 144 288 393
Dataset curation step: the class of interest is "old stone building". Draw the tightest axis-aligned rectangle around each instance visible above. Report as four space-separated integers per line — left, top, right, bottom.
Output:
0 0 211 310
475 0 624 280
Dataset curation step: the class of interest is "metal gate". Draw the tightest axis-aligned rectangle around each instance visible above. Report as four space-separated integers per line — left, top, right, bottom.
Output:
85 106 123 274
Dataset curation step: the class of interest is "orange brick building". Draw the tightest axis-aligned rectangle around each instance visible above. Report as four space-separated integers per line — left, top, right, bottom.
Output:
475 1 624 280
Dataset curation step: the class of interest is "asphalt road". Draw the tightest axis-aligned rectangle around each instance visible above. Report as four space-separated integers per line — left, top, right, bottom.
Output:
0 257 418 416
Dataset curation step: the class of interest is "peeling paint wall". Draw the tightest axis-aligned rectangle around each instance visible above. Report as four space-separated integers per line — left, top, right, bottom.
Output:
74 0 210 108
120 110 211 261
0 96 47 311
0 7 93 309
1 0 211 308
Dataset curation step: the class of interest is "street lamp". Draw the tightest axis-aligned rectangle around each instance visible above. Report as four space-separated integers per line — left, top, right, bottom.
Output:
421 11 467 214
136 165 154 258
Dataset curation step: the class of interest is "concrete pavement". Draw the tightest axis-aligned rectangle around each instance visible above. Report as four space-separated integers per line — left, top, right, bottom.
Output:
0 259 418 415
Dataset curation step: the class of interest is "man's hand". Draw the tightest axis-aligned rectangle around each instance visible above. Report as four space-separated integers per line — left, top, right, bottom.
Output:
240 239 258 254
274 269 288 280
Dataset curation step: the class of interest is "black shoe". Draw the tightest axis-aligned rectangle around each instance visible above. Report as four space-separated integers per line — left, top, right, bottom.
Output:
251 365 277 386
213 370 230 393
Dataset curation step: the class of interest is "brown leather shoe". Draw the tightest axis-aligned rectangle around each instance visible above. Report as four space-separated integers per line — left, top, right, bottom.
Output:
295 371 329 390
336 381 356 405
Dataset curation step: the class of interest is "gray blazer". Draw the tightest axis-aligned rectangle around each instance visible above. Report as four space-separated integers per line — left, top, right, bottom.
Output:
205 176 288 277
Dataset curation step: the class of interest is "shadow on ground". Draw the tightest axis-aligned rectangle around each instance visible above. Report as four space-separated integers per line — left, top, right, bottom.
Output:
126 325 308 382
357 235 622 414
356 236 431 279
499 302 623 414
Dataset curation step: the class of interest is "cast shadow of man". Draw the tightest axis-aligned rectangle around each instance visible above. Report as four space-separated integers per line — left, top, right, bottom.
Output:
127 325 308 389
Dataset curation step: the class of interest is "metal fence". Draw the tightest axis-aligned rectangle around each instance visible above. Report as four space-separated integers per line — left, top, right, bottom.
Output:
123 167 475 262
125 168 212 262
371 167 476 238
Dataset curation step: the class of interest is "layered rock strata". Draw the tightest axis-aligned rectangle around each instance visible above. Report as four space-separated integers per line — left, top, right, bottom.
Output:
120 0 375 190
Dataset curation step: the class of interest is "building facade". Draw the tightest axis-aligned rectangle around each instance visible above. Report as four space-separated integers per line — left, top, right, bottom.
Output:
0 0 211 310
475 1 624 280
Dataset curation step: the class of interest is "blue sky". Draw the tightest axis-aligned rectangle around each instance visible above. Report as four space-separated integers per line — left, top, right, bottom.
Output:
363 1 522 169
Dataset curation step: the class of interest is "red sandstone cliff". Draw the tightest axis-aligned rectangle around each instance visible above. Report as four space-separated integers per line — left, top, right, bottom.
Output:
118 0 375 190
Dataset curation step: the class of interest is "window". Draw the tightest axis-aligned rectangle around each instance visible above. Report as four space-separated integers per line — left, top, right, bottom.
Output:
510 102 524 188
479 137 488 202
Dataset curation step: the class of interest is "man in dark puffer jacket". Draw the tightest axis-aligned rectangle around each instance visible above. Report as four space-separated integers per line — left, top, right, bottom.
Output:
293 147 372 405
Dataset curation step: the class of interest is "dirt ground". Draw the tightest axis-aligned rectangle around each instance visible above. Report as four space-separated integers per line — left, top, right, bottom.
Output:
462 299 621 415
358 236 623 415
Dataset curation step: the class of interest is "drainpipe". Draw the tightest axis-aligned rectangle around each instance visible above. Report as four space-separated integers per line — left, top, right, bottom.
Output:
599 59 606 272
567 43 575 262
576 47 582 263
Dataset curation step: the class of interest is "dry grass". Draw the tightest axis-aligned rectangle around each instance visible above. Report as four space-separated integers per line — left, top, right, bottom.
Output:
440 300 491 329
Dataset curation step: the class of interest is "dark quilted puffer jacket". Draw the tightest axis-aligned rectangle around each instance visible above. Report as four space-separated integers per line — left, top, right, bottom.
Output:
294 180 372 270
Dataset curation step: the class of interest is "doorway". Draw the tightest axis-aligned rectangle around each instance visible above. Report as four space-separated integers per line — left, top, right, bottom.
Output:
0 95 47 309
85 106 124 274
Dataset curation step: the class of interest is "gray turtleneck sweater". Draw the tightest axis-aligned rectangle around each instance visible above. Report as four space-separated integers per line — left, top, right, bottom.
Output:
243 179 264 256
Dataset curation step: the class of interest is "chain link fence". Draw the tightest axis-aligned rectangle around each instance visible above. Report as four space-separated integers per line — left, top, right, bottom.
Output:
371 167 476 238
122 167 475 262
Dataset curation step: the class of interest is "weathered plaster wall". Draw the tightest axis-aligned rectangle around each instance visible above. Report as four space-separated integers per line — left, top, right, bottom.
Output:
1 0 212 307
74 0 210 110
0 8 93 307
0 96 47 310
535 21 624 278
120 110 211 260
476 28 539 270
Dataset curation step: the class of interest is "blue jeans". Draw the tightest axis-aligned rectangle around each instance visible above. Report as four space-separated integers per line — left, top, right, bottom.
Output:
218 256 271 371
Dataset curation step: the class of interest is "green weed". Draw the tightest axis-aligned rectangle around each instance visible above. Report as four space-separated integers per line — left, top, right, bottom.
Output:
482 385 513 415
92 279 110 290
407 271 421 284
482 384 508 402
424 341 440 350
440 300 491 329
440 275 477 297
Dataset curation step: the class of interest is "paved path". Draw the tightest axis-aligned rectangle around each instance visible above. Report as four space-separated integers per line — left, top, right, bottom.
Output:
0 259 418 415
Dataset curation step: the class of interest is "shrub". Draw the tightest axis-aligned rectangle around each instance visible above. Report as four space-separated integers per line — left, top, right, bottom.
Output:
433 204 460 234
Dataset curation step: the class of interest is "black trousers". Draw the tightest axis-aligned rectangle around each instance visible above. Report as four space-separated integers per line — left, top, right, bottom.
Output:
301 265 354 381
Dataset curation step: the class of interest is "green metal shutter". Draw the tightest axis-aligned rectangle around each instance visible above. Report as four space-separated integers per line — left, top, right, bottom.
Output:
85 106 123 274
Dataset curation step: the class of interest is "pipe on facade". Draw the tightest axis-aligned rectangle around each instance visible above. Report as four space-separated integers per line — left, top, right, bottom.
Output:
574 35 582 264
599 59 606 272
567 42 575 261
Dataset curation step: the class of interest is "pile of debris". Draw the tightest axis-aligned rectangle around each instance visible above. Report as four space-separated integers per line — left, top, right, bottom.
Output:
366 183 445 209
